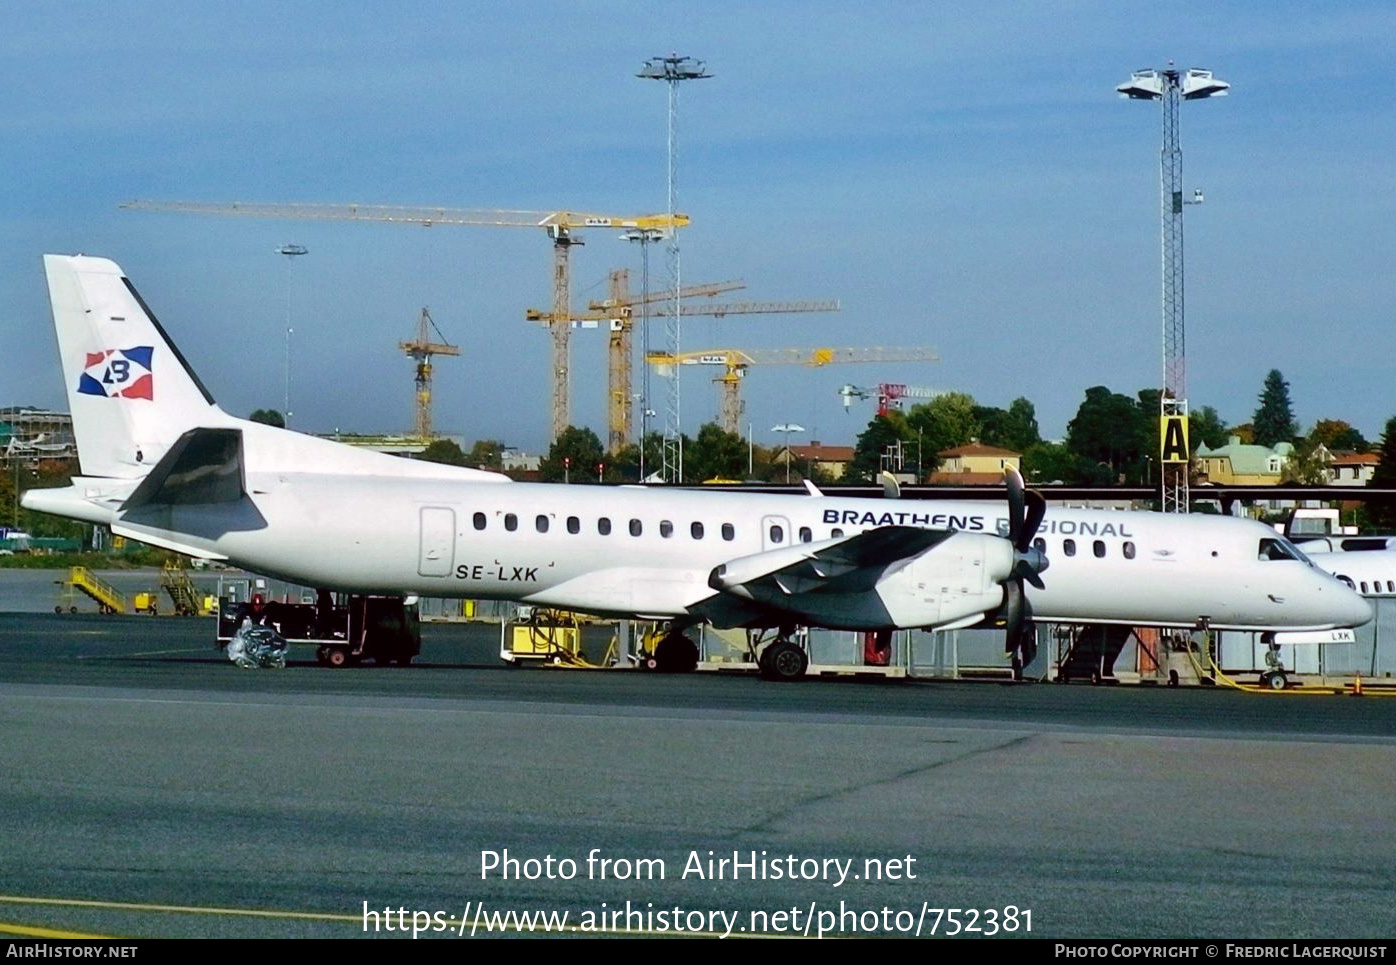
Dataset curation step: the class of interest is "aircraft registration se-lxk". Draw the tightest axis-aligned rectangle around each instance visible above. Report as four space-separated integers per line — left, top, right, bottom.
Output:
23 255 1373 677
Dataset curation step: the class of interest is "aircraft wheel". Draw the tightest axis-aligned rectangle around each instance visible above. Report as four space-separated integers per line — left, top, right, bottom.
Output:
654 634 698 673
325 647 349 668
70 606 79 615
760 640 808 681
54 606 62 615
1261 671 1288 691
1168 669 1180 688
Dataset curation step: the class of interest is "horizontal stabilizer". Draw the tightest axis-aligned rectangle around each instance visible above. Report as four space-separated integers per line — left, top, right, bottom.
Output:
121 428 245 509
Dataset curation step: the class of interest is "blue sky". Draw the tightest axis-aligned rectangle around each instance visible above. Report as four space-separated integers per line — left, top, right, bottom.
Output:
4 2 1394 453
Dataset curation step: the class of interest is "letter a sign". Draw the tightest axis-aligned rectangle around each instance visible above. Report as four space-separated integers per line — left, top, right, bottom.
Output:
1160 416 1189 465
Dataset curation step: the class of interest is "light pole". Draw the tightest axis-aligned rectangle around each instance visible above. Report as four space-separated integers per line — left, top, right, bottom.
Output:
771 423 805 484
1118 63 1227 514
639 54 711 484
622 227 666 483
276 244 308 426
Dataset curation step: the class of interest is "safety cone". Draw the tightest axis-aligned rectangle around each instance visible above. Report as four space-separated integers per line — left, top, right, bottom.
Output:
1351 673 1364 697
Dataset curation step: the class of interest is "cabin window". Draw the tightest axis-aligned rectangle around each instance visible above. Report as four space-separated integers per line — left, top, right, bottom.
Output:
799 526 813 543
1093 540 1106 558
566 516 580 534
1123 541 1136 559
504 513 517 532
536 515 549 533
1063 538 1076 557
1033 537 1046 553
691 522 704 539
769 524 784 544
722 523 735 541
629 519 643 537
660 520 674 538
1388 581 1394 594
597 517 612 536
832 528 844 538
473 512 487 531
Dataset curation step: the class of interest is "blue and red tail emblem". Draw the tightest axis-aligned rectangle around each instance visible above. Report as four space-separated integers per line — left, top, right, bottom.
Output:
77 347 154 400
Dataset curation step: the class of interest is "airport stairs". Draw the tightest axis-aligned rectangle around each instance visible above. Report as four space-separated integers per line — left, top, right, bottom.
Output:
68 566 127 614
1055 624 1132 684
160 559 202 615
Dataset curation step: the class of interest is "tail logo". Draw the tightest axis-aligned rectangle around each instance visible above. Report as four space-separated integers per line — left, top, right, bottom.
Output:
77 346 154 400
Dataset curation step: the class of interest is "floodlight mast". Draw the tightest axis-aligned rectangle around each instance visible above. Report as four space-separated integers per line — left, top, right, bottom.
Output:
639 54 711 483
1118 63 1228 514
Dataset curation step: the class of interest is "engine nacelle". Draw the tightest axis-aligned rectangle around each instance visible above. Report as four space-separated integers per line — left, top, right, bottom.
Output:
874 532 1015 629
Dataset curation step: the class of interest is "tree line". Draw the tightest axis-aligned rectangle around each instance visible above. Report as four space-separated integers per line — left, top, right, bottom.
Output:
417 368 1396 500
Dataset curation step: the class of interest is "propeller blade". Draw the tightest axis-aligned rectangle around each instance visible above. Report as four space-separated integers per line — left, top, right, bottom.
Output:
1019 489 1046 553
1005 469 1026 546
1000 580 1025 639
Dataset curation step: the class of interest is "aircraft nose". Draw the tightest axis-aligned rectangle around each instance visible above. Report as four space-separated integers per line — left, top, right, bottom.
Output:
1342 589 1375 629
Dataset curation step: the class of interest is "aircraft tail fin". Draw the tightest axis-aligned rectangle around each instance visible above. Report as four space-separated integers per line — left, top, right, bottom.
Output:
44 254 222 479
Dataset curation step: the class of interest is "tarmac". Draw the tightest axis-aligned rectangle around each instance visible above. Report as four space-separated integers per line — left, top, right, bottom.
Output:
2 586 1395 939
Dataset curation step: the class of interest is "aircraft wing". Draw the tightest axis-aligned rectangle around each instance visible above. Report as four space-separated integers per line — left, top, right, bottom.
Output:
709 526 954 596
694 525 1012 631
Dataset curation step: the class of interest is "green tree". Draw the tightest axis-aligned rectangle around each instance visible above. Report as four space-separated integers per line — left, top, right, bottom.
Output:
1308 419 1368 453
465 439 506 470
1021 441 1086 484
685 423 748 483
1066 386 1146 480
419 439 469 467
1252 370 1297 448
248 409 285 428
848 412 915 483
1281 437 1332 485
612 432 666 483
539 426 606 483
1189 405 1229 451
1368 417 1396 531
973 397 1041 454
906 392 980 471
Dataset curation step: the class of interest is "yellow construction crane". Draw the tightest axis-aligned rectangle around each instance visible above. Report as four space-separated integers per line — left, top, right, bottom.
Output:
399 308 460 440
529 271 839 453
646 347 940 435
119 200 690 444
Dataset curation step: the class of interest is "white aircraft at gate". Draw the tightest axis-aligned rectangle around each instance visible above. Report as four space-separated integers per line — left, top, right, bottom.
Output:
23 255 1372 675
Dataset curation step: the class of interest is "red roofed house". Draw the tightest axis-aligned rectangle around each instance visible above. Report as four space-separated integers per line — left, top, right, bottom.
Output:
773 441 856 481
928 440 1021 486
1328 451 1378 486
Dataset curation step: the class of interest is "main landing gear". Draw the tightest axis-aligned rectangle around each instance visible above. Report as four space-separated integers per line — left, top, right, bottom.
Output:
755 625 809 681
646 628 699 673
758 638 809 681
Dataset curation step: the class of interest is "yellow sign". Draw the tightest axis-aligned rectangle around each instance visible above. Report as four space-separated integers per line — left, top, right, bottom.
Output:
1160 416 1189 464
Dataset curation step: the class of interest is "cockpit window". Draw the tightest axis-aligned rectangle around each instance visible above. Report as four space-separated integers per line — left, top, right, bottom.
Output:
1258 537 1311 563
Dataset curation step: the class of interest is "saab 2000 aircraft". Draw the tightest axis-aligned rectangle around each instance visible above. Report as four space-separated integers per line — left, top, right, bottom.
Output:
23 255 1373 678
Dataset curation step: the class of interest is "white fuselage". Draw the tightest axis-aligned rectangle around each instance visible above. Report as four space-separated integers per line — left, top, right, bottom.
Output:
99 474 1372 632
